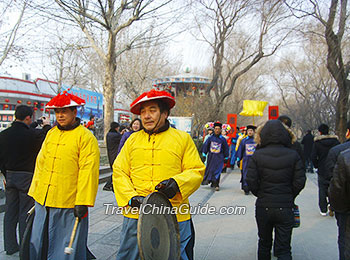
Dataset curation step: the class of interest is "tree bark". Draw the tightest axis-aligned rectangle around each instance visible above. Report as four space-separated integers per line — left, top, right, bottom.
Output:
103 32 117 140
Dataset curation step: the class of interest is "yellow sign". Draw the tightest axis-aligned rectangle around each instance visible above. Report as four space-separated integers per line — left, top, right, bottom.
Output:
239 100 268 117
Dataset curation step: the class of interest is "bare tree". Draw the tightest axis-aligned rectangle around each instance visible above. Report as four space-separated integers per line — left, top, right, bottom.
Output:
285 0 350 141
0 0 27 66
192 0 292 119
48 0 176 135
273 54 338 134
224 61 271 127
44 35 91 93
116 35 180 102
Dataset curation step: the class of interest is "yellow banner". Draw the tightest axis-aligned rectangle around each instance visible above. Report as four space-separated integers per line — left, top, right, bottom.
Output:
239 100 268 117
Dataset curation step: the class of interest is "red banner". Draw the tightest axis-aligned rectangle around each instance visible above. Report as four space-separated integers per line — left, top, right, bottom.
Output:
227 114 237 138
268 106 279 120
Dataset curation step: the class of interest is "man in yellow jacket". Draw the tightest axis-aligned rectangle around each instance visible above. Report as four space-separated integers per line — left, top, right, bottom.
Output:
28 91 100 259
113 89 205 260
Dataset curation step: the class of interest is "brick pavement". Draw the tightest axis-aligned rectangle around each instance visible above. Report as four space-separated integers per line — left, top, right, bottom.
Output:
0 169 340 259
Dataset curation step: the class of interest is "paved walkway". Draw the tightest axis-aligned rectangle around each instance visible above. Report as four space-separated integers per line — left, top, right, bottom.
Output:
0 169 339 259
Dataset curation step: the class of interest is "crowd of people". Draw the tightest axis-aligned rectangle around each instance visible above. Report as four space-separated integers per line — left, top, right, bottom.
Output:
0 88 350 260
201 114 350 260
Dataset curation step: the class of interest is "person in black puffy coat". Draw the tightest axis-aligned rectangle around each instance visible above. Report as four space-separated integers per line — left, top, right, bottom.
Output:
311 123 340 215
247 120 306 260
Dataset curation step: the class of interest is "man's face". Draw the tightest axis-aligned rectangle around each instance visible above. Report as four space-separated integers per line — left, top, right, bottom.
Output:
140 101 167 132
54 107 77 127
214 126 221 135
247 129 255 137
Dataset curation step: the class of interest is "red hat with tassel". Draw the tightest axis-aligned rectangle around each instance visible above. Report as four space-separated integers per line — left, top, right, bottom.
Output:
130 89 175 115
46 90 85 109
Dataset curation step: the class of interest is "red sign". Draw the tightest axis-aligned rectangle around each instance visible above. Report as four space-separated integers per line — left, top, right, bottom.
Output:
227 114 237 138
268 106 279 120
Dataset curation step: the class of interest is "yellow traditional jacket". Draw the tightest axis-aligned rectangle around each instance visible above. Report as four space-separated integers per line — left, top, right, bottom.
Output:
28 124 100 208
113 127 205 222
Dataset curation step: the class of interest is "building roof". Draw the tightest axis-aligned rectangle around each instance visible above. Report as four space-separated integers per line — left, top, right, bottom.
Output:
153 73 211 85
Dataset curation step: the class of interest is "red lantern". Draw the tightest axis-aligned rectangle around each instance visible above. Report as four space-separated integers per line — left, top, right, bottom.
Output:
45 109 50 113
4 104 9 108
34 107 38 111
4 99 9 102
17 100 22 104
27 101 32 105
40 108 44 111
40 103 44 107
192 86 196 90
33 102 38 105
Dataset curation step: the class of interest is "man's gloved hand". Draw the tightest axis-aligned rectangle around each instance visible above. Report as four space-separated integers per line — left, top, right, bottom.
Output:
129 196 145 208
155 178 180 199
74 205 88 219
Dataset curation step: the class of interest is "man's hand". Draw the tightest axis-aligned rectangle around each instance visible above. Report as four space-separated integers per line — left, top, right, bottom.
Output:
74 205 88 219
224 157 229 163
129 196 145 208
155 178 180 199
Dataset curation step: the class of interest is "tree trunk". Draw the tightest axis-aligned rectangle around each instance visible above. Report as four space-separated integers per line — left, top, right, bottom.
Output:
103 33 117 142
335 81 349 142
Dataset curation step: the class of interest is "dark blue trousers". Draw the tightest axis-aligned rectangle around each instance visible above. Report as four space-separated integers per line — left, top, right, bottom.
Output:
255 207 294 260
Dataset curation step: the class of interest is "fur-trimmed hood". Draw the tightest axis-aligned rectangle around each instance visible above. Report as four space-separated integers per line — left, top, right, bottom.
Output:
314 134 339 142
255 120 296 148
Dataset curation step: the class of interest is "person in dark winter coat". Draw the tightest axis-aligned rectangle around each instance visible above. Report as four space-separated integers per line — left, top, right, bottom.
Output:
326 121 350 181
301 130 314 173
0 105 51 255
311 123 340 215
327 121 350 259
278 115 305 168
247 120 306 260
329 148 350 260
103 122 122 191
107 122 122 168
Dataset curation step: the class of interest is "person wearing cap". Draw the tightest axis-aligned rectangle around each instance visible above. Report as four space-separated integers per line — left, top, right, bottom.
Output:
201 121 230 191
0 105 50 255
236 125 257 195
113 89 205 260
311 123 339 216
27 91 100 259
